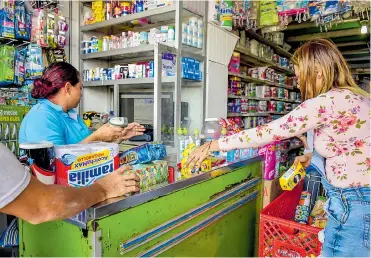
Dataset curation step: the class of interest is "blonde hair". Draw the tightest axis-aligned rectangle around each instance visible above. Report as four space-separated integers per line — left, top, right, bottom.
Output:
292 38 369 100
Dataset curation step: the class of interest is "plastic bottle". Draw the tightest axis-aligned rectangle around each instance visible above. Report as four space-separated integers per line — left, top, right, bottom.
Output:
201 118 222 156
201 118 222 144
127 31 133 48
193 128 201 147
183 128 190 149
177 128 185 161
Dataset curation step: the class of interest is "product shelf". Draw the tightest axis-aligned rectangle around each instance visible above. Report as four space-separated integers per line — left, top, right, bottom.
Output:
245 29 293 59
83 77 175 87
227 112 270 117
235 44 295 76
228 95 270 101
269 111 289 115
80 4 202 34
228 72 295 90
228 95 301 104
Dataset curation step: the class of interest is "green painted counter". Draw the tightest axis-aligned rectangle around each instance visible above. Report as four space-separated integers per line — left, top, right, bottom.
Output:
19 158 263 257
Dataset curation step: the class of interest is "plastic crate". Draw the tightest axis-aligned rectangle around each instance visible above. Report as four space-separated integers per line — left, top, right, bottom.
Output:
259 181 322 257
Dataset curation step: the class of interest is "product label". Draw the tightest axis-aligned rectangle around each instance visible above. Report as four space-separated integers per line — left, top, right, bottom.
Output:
63 150 114 187
120 150 138 165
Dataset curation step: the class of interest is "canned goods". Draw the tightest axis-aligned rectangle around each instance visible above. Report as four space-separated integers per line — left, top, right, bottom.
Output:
276 101 284 112
299 191 312 207
277 88 285 98
273 54 280 64
294 204 310 224
290 92 296 100
121 2 131 15
136 0 144 13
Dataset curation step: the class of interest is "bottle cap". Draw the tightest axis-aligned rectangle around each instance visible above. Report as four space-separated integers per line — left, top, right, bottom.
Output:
193 128 200 136
182 128 188 135
177 128 183 135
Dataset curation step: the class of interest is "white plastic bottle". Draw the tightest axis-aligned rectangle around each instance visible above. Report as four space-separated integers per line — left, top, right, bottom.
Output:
201 118 222 156
183 128 190 149
177 128 185 162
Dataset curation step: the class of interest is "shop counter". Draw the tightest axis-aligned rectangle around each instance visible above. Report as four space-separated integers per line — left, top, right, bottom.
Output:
19 157 264 257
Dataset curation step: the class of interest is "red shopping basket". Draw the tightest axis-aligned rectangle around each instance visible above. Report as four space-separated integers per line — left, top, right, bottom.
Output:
259 181 322 257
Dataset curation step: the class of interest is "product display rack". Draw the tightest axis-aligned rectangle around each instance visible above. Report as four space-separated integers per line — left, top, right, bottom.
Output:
79 1 207 143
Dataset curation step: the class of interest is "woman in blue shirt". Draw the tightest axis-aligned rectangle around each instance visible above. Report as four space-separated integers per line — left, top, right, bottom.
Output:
19 62 144 145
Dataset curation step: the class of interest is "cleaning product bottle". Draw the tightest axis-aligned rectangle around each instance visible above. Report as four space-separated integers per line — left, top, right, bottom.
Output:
177 128 185 161
183 128 190 149
193 128 201 147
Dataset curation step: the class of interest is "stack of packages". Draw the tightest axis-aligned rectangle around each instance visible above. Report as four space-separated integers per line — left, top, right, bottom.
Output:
119 142 168 192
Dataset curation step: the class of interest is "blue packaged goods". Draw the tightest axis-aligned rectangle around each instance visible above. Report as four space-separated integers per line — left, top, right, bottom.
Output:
0 0 15 39
226 149 240 163
15 0 31 40
0 45 15 86
148 142 167 160
25 44 43 79
120 144 152 166
294 204 310 224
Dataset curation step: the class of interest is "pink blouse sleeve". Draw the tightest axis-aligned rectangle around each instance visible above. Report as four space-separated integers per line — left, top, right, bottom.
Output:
218 94 334 151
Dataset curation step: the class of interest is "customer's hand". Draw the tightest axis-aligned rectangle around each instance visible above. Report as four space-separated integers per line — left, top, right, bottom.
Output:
186 140 220 170
95 166 140 199
297 135 309 150
294 153 313 168
121 122 146 140
92 123 123 142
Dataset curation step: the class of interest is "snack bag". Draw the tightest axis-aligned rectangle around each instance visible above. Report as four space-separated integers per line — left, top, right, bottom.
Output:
309 196 327 228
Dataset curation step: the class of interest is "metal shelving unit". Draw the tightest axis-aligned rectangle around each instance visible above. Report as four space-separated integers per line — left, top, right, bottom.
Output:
79 1 207 142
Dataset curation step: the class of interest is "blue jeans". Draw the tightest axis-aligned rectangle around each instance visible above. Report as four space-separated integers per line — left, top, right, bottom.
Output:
320 172 370 257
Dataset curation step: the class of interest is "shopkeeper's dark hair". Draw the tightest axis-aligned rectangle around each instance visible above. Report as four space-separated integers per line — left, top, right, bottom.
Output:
32 62 80 99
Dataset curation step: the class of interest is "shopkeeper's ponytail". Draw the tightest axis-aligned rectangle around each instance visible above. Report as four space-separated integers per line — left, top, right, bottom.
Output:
32 62 80 99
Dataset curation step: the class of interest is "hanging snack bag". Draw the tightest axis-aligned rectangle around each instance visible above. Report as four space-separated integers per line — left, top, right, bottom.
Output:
259 0 279 27
0 45 15 86
15 0 31 40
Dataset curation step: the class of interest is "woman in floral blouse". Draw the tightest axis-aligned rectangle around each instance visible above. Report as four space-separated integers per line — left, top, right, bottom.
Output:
188 39 370 257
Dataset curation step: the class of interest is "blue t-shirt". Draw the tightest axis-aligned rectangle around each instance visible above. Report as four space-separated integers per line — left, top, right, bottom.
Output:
19 99 91 146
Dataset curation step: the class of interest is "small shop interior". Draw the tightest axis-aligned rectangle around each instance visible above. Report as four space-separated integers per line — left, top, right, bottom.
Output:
0 0 370 257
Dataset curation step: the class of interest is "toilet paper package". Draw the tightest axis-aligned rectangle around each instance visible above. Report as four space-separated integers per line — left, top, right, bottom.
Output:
55 142 119 187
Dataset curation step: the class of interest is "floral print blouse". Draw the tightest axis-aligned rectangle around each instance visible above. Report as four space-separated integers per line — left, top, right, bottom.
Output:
219 89 370 188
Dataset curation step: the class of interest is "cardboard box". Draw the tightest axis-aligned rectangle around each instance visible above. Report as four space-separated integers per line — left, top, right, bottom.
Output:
263 178 283 208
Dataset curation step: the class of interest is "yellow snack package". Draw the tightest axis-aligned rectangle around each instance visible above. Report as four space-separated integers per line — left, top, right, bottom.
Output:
279 162 306 191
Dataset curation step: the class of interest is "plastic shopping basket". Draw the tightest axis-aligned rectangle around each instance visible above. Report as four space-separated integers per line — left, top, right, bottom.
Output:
259 181 322 257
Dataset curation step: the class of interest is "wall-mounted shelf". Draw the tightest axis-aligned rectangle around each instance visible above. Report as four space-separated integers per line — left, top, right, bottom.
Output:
269 111 289 115
228 95 301 104
235 44 295 76
227 112 270 117
245 30 293 58
228 72 295 90
81 4 202 34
